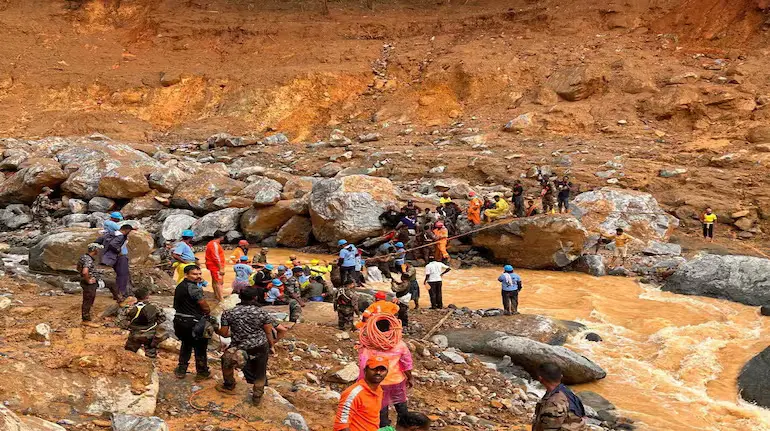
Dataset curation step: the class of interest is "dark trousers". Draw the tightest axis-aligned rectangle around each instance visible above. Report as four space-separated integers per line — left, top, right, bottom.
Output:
502 290 519 314
428 281 443 309
354 270 366 286
377 261 392 280
223 343 269 399
380 402 408 428
340 266 356 284
514 195 525 217
114 255 131 297
557 195 569 212
174 316 209 375
337 305 355 330
703 223 714 238
81 280 121 321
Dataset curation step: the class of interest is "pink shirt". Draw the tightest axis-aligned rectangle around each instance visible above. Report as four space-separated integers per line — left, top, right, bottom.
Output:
358 341 413 386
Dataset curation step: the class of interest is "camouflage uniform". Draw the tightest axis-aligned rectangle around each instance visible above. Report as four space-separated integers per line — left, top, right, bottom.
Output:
157 246 174 277
31 192 55 232
541 181 556 214
532 389 587 431
333 286 360 331
282 276 303 323
117 301 168 358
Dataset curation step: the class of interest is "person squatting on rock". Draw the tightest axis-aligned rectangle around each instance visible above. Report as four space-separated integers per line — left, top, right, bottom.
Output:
173 264 213 381
204 235 226 301
171 230 198 284
334 356 388 431
117 286 168 358
358 318 414 428
31 186 57 233
216 287 289 405
499 265 523 315
99 221 135 298
532 362 588 431
252 247 269 265
78 242 123 325
484 195 510 221
334 280 361 331
338 239 359 285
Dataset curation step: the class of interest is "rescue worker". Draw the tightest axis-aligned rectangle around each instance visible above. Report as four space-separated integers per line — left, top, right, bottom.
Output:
556 176 573 214
379 205 403 230
360 291 399 325
101 223 135 298
702 207 717 242
308 259 332 278
526 199 541 217
78 243 122 325
334 280 361 331
541 179 556 214
173 265 212 380
532 362 587 431
439 192 452 206
498 265 523 315
252 247 269 265
172 230 198 284
401 200 419 219
513 180 525 217
431 221 450 264
204 235 226 301
390 274 411 328
216 288 289 405
393 242 406 274
232 255 253 294
334 356 388 431
403 262 419 310
484 195 510 221
230 240 250 264
338 239 358 285
354 249 366 287
303 275 330 302
467 191 482 225
117 286 168 358
250 263 274 303
280 267 305 322
31 187 57 232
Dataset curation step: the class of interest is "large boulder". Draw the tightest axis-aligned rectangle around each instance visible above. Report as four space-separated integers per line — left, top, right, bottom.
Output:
238 177 284 207
171 174 246 213
309 175 399 244
240 202 297 241
28 228 154 273
97 167 151 199
276 216 313 247
738 346 770 408
283 176 319 197
442 315 585 346
148 166 192 194
0 204 32 230
472 214 587 269
0 405 66 431
161 214 197 242
0 158 68 204
571 188 678 241
546 66 607 102
121 192 167 219
88 196 116 213
191 208 245 240
111 414 168 431
663 254 770 306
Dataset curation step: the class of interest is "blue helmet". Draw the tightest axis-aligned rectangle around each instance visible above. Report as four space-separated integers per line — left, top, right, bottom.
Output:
271 278 283 286
181 229 194 238
395 242 404 248
338 239 348 246
504 265 514 272
110 212 123 220
265 264 274 271
239 255 249 262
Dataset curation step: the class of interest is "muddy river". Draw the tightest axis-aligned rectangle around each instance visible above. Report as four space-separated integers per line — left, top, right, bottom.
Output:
199 248 770 431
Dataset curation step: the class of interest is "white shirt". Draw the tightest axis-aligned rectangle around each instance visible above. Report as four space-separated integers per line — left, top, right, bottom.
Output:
424 261 450 283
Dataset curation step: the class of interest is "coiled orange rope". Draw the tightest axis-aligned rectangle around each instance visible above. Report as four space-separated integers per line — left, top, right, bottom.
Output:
357 313 402 351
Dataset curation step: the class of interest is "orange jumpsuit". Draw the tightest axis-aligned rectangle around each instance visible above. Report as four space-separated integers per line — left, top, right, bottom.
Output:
467 197 482 225
432 227 449 260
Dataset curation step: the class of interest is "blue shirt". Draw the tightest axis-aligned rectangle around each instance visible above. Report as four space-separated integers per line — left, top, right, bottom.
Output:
339 245 358 267
498 272 521 292
173 241 196 262
394 248 406 265
233 264 253 282
104 221 128 255
266 287 281 303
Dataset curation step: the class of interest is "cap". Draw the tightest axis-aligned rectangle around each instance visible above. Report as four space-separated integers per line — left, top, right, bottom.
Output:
366 356 388 369
110 212 123 220
239 255 249 262
181 229 194 238
238 240 249 246
271 279 283 286
504 265 514 272
469 191 476 197
338 239 348 246
265 264 274 270
395 242 404 248
278 265 287 271
375 291 387 300
87 243 104 252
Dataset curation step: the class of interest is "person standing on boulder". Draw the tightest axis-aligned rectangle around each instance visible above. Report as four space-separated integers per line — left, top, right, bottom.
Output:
540 179 556 214
556 176 573 214
205 235 226 301
78 243 123 326
702 207 717 243
498 265 522 315
230 240 250 264
423 257 450 309
607 228 635 267
31 186 57 233
379 204 403 230
532 362 587 431
338 239 358 285
466 192 482 225
215 287 288 405
513 180 525 218
172 230 198 283
173 264 212 380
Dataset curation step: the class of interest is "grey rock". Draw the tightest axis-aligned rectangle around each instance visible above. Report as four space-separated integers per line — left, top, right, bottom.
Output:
761 305 770 316
571 254 606 277
282 412 309 431
161 214 197 242
207 133 243 148
88 212 110 228
88 197 116 213
659 168 687 178
327 363 359 383
112 414 168 431
429 165 446 174
0 204 32 229
31 323 51 342
607 266 631 276
148 166 192 194
357 133 381 143
68 199 88 214
239 177 284 206
263 133 289 146
62 213 91 227
642 241 682 256
431 335 449 348
191 208 244 241
439 350 467 364
319 163 343 178
225 230 243 243
594 170 616 179
253 189 282 207
155 209 195 222
664 254 770 306
578 391 615 412
585 333 603 342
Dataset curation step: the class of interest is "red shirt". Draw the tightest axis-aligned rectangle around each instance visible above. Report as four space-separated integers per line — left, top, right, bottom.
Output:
334 380 383 431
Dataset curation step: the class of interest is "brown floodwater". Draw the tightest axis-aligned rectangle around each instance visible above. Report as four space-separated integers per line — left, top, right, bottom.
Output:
199 248 770 431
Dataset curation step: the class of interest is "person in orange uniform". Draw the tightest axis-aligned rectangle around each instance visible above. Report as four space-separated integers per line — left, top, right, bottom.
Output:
431 221 450 263
467 191 482 225
229 240 250 264
357 291 399 329
334 356 388 431
205 235 227 301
